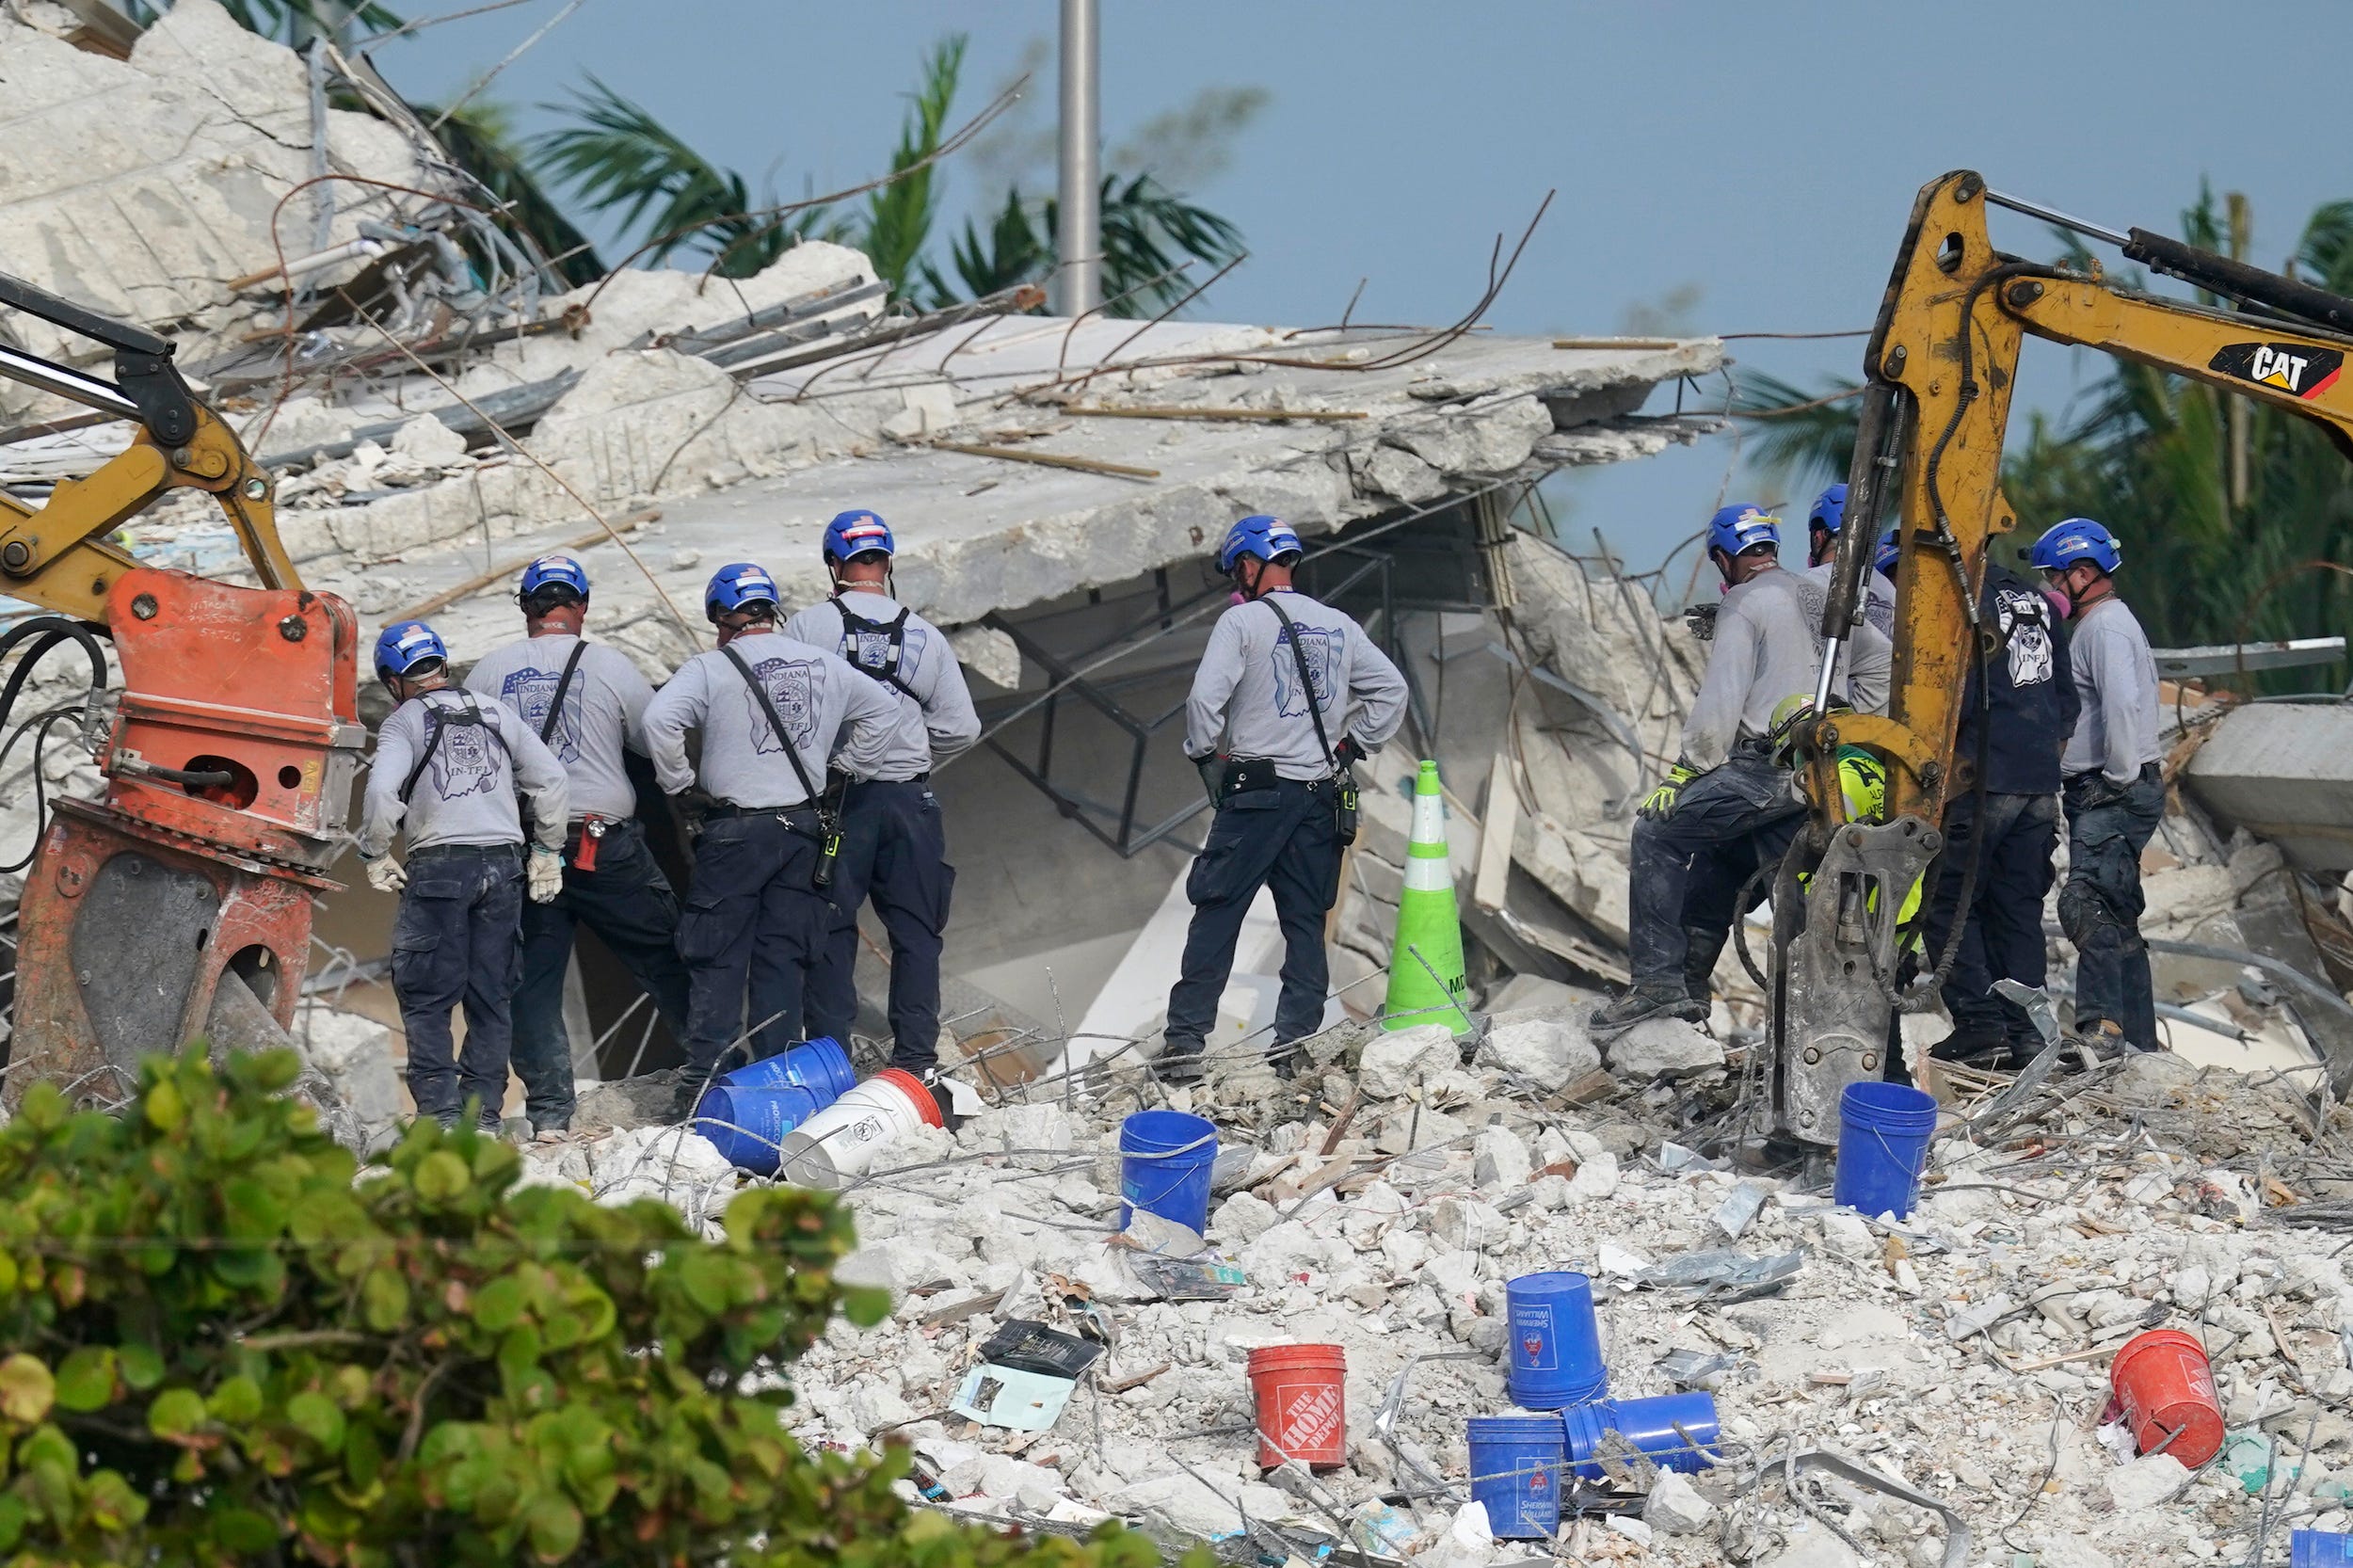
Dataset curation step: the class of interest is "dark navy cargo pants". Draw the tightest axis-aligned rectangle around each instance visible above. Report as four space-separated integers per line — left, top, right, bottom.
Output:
675 811 829 1080
2062 763 2165 1049
390 842 523 1127
807 779 954 1074
1920 791 2059 1048
1165 778 1344 1052
511 819 696 1130
1627 752 1803 989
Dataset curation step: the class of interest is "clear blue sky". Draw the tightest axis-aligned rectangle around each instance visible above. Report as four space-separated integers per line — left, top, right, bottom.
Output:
382 0 2348 584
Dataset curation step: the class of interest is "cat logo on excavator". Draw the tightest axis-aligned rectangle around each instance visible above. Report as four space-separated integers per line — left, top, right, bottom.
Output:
2209 341 2345 399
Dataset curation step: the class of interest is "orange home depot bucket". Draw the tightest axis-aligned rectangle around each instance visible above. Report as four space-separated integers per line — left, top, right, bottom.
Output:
2110 1328 2224 1467
1247 1344 1347 1469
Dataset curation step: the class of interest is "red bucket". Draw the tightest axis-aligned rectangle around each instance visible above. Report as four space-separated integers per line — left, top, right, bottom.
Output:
1247 1344 1347 1469
2109 1328 2223 1467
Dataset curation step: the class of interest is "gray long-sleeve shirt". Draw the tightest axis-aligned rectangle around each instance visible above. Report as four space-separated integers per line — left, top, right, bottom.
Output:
1682 565 1892 770
464 633 656 820
642 630 899 808
781 591 981 780
2061 595 2162 784
1183 590 1409 781
359 688 568 857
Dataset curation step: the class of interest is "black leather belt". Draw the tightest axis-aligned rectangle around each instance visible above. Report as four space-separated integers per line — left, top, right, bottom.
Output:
703 802 823 831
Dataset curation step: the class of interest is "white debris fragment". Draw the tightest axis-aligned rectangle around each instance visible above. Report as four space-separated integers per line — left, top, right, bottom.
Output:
1606 1016 1727 1078
1357 1023 1460 1097
1472 1126 1531 1189
1483 1011 1602 1090
1644 1469 1715 1534
2105 1453 2189 1512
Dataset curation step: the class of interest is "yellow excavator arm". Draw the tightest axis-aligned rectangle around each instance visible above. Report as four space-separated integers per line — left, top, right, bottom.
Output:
1815 168 2353 824
0 272 298 621
1769 169 2353 1148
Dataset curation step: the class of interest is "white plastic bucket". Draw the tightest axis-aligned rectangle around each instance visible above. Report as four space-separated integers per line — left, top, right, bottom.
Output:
775 1068 943 1188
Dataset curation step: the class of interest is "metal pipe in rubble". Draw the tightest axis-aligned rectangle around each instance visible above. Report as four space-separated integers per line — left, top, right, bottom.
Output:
1055 0 1101 318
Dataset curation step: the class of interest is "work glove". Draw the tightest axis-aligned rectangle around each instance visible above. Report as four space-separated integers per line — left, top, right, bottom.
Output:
1193 753 1227 805
1684 602 1719 642
526 845 564 904
1334 735 1367 770
363 855 407 893
1637 761 1699 823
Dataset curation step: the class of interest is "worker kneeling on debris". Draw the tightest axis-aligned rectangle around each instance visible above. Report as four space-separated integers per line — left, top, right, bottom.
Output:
359 618 569 1131
1162 515 1407 1080
466 554 696 1139
643 562 899 1122
2034 518 2164 1054
785 510 980 1090
1591 504 1889 1040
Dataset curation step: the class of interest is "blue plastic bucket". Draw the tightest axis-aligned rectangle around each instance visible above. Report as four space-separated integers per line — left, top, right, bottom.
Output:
1118 1111 1218 1234
1833 1080 1940 1220
722 1035 856 1102
2295 1531 2353 1568
1467 1415 1565 1540
693 1081 821 1175
1504 1272 1608 1409
1561 1393 1721 1480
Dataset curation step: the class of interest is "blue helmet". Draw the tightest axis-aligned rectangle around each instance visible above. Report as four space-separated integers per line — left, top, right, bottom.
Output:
1216 514 1305 573
705 561 780 620
1809 483 1849 536
519 553 589 605
2029 517 2122 575
1874 528 1901 575
823 509 895 564
1707 504 1781 559
374 619 448 684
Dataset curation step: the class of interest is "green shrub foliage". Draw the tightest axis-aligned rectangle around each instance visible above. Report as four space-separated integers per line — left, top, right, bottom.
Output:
0 1048 1164 1566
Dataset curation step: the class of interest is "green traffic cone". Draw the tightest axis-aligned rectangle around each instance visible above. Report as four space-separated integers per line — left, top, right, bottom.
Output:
1381 760 1473 1036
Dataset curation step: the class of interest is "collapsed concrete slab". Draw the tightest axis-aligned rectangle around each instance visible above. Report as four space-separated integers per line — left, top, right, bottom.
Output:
2185 703 2353 874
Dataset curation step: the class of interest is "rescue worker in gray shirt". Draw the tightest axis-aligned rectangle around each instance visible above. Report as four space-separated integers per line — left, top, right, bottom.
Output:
1163 515 1408 1080
2030 518 2164 1053
643 562 899 1119
1803 483 1896 637
782 510 980 1082
359 618 568 1130
465 554 695 1138
1592 503 1892 1038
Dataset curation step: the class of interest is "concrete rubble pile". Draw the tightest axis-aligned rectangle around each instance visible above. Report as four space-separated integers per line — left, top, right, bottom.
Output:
501 1006 2353 1567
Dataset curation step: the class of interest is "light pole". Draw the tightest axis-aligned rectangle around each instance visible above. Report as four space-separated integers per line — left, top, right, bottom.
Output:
1055 0 1101 318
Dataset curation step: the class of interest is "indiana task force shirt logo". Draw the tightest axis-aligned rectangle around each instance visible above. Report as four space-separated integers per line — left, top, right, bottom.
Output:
1273 623 1342 720
501 665 584 762
742 657 822 756
430 707 504 800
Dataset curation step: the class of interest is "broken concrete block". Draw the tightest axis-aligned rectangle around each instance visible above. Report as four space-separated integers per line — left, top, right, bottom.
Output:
1817 1210 1875 1258
391 411 468 465
1472 1126 1531 1189
1357 1022 1460 1098
293 1005 404 1144
947 624 1021 690
966 1103 1073 1171
1565 1150 1620 1201
1432 1197 1508 1252
1605 1016 1726 1079
1107 1471 1241 1537
1484 1010 1602 1090
1644 1469 1715 1534
2104 1452 2188 1512
1210 1192 1282 1247
2141 864 2234 936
